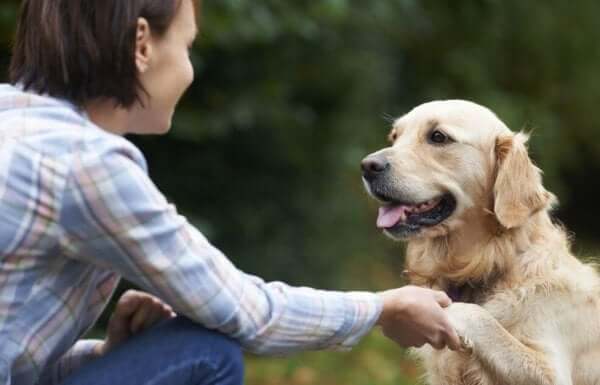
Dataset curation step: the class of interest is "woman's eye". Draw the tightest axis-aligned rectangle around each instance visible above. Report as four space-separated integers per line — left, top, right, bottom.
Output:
428 130 450 144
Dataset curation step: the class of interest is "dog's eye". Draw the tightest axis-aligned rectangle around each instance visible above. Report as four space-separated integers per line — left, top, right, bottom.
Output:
428 130 450 145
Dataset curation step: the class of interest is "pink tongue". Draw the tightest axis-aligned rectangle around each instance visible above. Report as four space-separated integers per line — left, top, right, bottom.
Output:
377 205 409 228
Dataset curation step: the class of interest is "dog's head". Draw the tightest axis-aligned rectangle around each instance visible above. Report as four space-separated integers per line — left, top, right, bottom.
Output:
362 100 555 241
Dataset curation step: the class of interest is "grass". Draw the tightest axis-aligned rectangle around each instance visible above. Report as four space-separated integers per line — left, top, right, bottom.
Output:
245 331 421 385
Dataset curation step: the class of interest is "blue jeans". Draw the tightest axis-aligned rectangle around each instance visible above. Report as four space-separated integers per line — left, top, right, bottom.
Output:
60 317 244 385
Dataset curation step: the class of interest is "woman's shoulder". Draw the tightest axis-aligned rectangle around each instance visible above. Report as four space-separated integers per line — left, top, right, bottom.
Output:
0 84 146 171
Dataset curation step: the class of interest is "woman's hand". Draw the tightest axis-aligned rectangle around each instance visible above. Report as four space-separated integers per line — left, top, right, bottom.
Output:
97 290 176 355
376 285 461 351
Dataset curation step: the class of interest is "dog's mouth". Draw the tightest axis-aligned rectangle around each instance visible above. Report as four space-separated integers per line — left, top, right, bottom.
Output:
376 193 457 237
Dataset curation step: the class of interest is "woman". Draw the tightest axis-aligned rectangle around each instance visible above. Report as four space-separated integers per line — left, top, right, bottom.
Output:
0 1 460 384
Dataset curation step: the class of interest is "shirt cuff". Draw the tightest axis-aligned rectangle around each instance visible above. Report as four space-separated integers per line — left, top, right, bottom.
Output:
328 291 383 351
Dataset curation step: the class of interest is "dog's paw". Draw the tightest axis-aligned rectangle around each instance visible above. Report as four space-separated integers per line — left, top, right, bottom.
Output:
446 303 483 333
446 302 488 352
458 334 474 354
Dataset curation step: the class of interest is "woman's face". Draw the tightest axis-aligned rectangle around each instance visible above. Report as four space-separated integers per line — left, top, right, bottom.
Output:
130 0 198 135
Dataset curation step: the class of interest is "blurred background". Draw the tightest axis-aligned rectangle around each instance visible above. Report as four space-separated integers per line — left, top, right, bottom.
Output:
2 1 600 384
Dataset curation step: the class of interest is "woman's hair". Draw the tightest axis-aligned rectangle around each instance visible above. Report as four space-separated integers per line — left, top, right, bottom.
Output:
9 0 183 107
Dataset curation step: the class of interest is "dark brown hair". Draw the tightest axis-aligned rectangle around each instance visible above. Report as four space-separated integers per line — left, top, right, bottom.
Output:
9 0 182 107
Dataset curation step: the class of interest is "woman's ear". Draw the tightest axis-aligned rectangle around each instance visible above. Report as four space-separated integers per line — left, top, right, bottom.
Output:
493 132 555 229
135 17 152 73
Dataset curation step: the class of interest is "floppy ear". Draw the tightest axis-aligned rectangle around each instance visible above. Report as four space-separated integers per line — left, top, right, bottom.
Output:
493 132 555 229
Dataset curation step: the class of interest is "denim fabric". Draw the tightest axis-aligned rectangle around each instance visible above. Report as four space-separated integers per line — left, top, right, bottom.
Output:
59 317 244 385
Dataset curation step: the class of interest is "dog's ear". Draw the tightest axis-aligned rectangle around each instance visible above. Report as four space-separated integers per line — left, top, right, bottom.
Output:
493 132 555 229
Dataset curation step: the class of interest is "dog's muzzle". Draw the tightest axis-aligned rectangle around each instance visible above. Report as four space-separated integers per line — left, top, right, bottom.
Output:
361 153 390 183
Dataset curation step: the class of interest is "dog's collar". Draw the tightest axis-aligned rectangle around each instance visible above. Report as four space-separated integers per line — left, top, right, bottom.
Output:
446 284 463 302
445 283 471 302
402 269 488 303
445 279 497 304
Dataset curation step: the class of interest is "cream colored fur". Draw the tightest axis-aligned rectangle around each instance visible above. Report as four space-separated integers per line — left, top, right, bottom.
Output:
366 100 600 385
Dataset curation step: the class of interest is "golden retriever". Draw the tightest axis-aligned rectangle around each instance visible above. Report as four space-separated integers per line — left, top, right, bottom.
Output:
361 100 600 385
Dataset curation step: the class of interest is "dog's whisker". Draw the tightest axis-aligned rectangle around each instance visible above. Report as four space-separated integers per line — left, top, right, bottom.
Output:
381 112 396 124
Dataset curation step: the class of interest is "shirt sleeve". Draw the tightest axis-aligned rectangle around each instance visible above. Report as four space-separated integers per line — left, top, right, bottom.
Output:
38 339 103 385
57 141 382 354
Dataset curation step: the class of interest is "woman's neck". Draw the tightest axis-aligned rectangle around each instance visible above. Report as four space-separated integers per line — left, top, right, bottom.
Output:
84 99 131 136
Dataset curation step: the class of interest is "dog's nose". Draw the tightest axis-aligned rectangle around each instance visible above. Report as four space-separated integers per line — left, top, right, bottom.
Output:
361 154 389 180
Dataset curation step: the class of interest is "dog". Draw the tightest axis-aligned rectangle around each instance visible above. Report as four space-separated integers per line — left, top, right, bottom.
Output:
361 100 600 385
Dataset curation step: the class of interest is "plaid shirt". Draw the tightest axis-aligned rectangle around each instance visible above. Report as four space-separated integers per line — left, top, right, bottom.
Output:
0 85 382 385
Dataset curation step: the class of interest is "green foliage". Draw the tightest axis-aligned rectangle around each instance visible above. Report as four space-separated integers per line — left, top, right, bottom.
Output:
146 0 600 288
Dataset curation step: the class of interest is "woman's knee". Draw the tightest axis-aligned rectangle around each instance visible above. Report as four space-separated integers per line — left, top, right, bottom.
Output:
166 317 245 385
59 316 244 385
209 335 244 385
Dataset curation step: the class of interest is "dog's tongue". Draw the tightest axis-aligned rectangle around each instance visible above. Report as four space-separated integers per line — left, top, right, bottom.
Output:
377 205 409 228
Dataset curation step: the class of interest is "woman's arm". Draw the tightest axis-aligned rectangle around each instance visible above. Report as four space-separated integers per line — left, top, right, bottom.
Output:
58 141 382 354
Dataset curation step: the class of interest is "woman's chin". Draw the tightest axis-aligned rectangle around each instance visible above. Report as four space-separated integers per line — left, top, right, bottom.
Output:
153 118 172 135
132 114 173 135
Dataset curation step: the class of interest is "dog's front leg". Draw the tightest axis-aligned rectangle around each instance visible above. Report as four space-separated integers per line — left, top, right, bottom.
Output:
446 303 568 385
